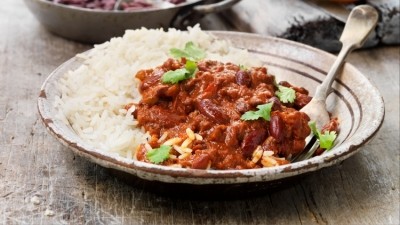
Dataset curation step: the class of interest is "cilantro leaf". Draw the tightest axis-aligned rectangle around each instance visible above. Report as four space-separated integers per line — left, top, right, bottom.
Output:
185 60 197 77
276 85 296 103
163 42 204 84
161 68 188 84
146 145 171 164
319 131 337 150
241 103 273 121
309 121 320 137
308 121 337 150
170 42 206 61
170 49 191 60
184 42 206 60
161 60 198 84
256 103 273 121
241 111 261 120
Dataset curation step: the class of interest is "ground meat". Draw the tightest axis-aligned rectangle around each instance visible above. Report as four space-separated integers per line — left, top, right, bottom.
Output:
131 58 318 169
279 81 312 109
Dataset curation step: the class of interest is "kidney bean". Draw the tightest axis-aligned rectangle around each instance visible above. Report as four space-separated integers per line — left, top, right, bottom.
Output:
269 114 285 142
196 99 229 124
267 96 282 111
278 81 291 88
261 136 278 153
241 129 267 158
192 154 210 169
235 70 251 87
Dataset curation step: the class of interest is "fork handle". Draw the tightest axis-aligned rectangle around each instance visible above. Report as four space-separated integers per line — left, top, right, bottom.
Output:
313 5 378 102
313 43 354 101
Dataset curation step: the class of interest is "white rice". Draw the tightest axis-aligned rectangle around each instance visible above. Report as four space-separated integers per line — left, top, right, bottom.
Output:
55 25 262 158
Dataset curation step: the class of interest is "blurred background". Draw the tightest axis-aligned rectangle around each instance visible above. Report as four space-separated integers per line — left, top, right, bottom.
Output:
24 0 400 51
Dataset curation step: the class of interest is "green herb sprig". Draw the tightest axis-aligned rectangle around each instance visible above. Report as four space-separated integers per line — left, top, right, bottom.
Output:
276 85 296 103
241 103 273 121
162 42 205 84
170 41 206 61
161 60 198 84
146 145 171 164
309 121 337 150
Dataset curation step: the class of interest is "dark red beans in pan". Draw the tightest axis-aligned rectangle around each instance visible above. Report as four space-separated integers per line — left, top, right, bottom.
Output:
48 0 186 11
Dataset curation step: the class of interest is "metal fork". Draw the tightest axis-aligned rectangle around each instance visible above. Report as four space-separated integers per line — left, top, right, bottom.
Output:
291 5 378 162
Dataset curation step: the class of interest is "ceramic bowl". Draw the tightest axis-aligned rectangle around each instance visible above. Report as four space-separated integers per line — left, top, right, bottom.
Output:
24 0 241 43
37 31 384 197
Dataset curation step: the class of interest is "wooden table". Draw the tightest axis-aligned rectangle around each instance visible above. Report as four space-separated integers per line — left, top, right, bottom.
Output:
1 1 399 224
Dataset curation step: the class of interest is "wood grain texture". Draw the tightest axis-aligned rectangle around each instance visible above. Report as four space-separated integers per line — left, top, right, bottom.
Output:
0 0 399 224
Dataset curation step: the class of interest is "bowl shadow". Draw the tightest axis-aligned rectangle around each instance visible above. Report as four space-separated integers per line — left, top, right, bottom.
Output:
109 167 307 200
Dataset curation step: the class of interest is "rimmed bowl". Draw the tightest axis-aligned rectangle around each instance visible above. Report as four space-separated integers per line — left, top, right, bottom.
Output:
37 31 384 197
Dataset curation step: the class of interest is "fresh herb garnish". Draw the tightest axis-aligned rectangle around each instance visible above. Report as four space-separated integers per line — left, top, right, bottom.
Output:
309 121 337 150
162 42 205 84
276 85 296 103
170 41 206 61
146 145 171 164
241 103 273 121
185 60 197 77
161 60 198 84
161 68 188 84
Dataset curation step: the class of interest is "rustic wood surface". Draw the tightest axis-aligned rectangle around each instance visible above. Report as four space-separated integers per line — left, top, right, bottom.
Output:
1 0 399 224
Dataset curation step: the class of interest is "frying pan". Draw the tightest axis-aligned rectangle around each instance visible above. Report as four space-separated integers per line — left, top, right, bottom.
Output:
24 0 241 43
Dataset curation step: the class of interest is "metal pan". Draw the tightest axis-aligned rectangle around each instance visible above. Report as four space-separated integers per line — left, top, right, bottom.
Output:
24 0 241 44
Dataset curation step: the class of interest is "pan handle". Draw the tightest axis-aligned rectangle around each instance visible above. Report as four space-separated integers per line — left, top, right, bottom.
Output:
172 0 241 29
193 0 242 14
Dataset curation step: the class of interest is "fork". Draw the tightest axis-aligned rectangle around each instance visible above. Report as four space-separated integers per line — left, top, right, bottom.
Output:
291 5 378 162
